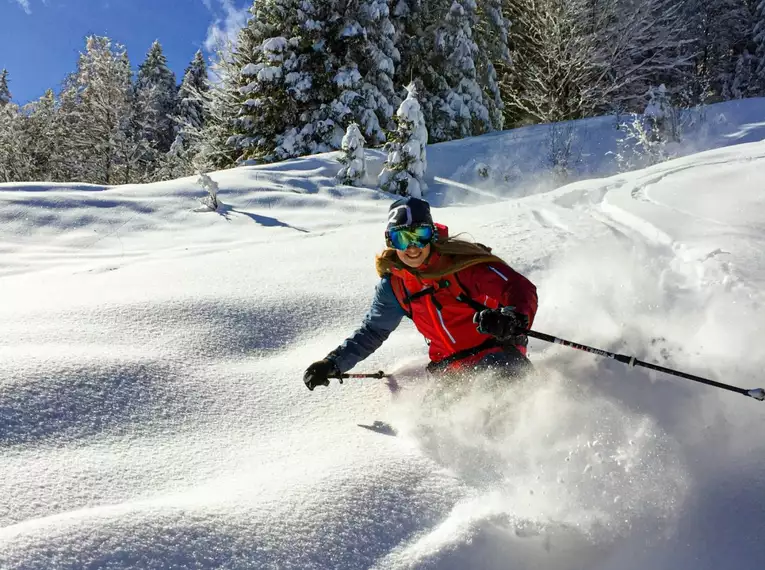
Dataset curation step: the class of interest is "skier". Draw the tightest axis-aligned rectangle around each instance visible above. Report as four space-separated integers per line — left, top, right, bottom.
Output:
304 196 538 390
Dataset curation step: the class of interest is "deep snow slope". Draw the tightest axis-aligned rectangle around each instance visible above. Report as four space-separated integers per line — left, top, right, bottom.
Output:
1 107 765 570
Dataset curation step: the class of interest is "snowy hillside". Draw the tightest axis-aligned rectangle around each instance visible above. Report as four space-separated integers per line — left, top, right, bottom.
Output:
1 104 765 570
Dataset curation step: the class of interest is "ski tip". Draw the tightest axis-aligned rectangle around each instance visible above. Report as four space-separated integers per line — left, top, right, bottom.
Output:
358 421 398 436
746 388 765 401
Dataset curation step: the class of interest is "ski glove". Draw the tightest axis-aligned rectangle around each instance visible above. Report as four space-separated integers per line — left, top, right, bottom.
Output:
304 359 340 391
474 307 529 342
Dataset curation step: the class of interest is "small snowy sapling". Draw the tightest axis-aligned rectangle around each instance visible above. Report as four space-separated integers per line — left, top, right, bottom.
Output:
337 123 366 186
378 84 428 197
198 172 221 211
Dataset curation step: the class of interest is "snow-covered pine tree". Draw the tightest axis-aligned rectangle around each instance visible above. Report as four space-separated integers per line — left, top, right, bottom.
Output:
339 0 399 145
232 0 397 163
393 0 502 141
176 50 209 136
391 0 453 142
436 0 491 139
337 123 366 185
156 50 211 179
0 69 10 107
135 40 178 157
62 36 137 184
729 49 757 99
191 33 243 172
474 0 510 131
0 97 24 182
754 0 765 93
379 83 428 197
19 89 58 181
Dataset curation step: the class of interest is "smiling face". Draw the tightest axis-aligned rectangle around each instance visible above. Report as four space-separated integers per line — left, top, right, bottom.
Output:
395 243 431 268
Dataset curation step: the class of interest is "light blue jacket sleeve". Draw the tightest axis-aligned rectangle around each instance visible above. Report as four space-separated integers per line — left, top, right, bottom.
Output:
328 275 406 373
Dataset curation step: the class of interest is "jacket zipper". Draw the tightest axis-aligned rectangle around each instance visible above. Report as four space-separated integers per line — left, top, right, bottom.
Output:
426 294 456 345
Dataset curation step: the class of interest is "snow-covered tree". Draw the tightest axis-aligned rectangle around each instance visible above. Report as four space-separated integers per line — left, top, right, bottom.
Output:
192 37 242 172
135 41 178 156
754 0 765 92
392 0 506 141
475 0 510 131
233 0 397 163
337 123 366 185
61 36 138 184
340 0 399 144
0 69 10 107
502 0 693 126
436 0 492 139
198 172 222 211
728 49 758 99
156 50 211 179
379 84 428 197
682 0 754 103
391 1 452 142
175 50 209 136
0 102 24 182
18 89 58 181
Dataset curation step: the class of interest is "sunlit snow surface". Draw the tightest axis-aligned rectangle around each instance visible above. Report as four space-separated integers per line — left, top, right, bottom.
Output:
2 102 765 569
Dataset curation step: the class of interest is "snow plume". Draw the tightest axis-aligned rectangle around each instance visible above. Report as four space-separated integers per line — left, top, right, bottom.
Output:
383 366 689 568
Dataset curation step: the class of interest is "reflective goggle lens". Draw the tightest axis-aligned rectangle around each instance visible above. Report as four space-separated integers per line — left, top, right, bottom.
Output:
388 225 434 250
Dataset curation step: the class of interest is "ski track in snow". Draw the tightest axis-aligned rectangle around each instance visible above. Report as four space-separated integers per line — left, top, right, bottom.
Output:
2 103 765 570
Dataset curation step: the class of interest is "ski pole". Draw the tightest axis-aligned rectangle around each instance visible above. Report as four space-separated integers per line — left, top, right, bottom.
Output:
333 370 390 384
525 329 765 401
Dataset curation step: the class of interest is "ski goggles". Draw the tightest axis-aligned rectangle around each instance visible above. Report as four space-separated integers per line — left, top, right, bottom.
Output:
386 224 435 250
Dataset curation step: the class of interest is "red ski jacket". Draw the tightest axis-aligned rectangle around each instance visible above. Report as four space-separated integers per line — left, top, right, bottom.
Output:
389 247 538 368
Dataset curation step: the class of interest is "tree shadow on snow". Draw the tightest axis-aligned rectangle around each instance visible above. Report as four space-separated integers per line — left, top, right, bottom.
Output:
214 204 309 232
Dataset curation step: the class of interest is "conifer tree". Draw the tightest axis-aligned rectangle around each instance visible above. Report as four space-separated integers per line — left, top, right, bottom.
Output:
63 36 137 184
135 41 178 155
754 0 765 92
176 50 209 134
22 89 58 180
392 0 508 141
0 101 23 182
192 36 243 172
153 51 211 180
379 83 428 197
233 0 397 163
337 123 366 185
0 69 10 107
475 0 510 130
437 0 492 139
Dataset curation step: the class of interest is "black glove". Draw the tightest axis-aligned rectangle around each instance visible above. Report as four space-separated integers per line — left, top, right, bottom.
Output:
303 359 340 391
474 307 529 341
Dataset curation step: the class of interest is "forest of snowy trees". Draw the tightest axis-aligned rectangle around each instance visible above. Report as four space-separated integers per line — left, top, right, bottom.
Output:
2 0 765 185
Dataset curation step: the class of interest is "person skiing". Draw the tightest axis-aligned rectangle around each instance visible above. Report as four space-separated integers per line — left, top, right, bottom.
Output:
304 196 538 390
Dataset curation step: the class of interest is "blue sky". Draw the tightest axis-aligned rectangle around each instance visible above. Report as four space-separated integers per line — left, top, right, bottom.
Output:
1 0 250 104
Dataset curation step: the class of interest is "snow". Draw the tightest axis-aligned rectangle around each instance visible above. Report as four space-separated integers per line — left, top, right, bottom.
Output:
2 99 765 569
262 37 288 54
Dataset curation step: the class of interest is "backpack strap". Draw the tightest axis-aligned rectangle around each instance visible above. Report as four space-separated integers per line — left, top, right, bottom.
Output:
390 265 506 318
389 275 413 319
